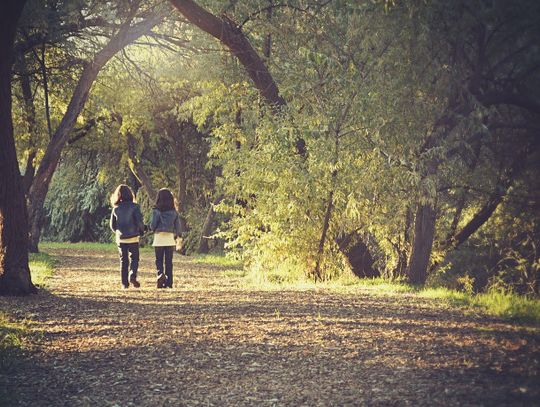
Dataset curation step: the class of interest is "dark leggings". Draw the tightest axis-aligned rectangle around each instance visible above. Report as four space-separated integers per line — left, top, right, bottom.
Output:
118 243 139 286
155 246 174 288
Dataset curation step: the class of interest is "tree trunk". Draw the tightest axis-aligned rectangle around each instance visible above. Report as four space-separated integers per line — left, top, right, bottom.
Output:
169 0 306 155
197 203 216 254
0 0 36 295
126 131 157 201
338 235 379 278
27 15 161 252
312 188 334 281
17 56 37 193
170 0 283 106
441 151 526 252
446 188 506 250
170 122 188 232
407 203 437 285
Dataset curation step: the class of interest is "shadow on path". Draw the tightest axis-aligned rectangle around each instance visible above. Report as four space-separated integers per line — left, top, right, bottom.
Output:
0 247 538 406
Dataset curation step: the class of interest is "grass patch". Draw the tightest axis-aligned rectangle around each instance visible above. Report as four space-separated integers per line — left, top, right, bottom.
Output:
191 253 243 268
216 260 540 324
29 252 57 287
0 312 29 385
417 287 540 323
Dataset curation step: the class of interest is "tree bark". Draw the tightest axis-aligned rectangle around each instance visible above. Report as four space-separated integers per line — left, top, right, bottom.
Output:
27 14 162 252
337 232 379 279
170 0 284 106
169 0 306 155
442 151 526 252
126 132 158 202
169 121 188 232
0 0 36 295
197 202 216 254
407 203 437 285
312 188 334 281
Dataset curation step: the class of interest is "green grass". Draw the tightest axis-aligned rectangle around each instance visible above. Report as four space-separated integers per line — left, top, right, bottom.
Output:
29 252 57 287
0 312 25 369
0 251 58 380
27 247 540 325
191 253 243 268
194 253 540 325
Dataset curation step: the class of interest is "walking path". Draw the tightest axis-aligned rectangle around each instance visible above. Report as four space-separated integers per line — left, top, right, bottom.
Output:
1 247 538 406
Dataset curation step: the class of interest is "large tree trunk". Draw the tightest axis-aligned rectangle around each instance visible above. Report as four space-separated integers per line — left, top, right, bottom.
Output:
407 203 437 285
0 0 36 295
27 15 161 252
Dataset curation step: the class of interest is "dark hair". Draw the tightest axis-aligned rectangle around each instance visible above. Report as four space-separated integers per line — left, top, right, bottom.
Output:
155 188 175 212
110 184 134 207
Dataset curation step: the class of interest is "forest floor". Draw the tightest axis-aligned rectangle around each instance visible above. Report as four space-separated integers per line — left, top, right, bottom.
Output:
0 247 539 407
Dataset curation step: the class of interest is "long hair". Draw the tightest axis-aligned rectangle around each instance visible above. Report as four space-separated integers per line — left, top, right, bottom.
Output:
110 184 134 207
155 188 175 212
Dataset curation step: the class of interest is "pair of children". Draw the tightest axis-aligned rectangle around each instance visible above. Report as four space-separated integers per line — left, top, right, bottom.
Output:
109 184 182 289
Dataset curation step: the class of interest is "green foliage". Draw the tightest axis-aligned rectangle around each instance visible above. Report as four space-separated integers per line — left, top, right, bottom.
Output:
0 313 26 373
12 0 539 300
43 150 112 243
0 251 57 377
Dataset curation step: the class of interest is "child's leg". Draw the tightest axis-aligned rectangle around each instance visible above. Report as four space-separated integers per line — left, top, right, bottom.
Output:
117 244 129 287
164 246 174 287
128 243 140 280
155 246 166 288
155 247 164 276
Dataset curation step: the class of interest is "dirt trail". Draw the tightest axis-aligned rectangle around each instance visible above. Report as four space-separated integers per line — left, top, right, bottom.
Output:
1 247 538 406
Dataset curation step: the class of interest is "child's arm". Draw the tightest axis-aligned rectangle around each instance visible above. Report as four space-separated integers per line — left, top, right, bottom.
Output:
174 212 182 238
109 209 117 232
134 205 145 235
149 209 159 231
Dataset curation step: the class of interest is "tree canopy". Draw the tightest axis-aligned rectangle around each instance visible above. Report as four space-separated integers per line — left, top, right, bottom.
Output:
1 0 539 295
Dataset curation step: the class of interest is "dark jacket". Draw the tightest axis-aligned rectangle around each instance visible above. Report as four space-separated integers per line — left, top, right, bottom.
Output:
150 209 182 238
110 202 145 239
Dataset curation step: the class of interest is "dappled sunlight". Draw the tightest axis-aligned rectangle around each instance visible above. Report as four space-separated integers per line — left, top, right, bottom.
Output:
2 246 538 406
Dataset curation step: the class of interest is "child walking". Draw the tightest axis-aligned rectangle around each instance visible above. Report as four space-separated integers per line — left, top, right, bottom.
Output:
150 188 182 288
109 184 145 289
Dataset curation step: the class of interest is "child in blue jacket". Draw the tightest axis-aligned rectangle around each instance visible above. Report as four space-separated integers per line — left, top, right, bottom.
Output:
150 188 182 288
109 184 145 289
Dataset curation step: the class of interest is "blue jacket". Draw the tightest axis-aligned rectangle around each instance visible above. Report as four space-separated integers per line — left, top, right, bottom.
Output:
110 202 145 239
150 209 182 238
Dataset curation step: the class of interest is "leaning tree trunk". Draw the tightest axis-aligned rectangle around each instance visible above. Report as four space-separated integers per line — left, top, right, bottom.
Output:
407 203 437 285
0 0 36 295
169 0 306 155
126 131 157 201
336 232 379 279
27 15 161 252
197 203 216 254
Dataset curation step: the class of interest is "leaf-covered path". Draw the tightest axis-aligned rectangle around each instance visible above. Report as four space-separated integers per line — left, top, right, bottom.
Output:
1 247 539 406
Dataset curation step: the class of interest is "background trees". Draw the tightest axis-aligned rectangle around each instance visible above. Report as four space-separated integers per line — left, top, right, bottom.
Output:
3 0 539 296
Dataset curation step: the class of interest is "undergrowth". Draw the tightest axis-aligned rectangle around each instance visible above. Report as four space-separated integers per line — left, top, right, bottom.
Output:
199 253 540 325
